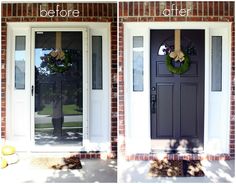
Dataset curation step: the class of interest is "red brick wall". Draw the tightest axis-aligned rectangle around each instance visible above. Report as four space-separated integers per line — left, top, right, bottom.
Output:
118 1 235 159
119 1 234 21
1 3 117 156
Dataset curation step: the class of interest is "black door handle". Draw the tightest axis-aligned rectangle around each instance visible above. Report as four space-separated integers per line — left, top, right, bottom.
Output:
31 85 34 96
151 94 156 113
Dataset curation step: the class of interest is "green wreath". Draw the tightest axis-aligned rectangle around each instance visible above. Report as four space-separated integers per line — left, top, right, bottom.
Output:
165 53 190 75
41 50 72 73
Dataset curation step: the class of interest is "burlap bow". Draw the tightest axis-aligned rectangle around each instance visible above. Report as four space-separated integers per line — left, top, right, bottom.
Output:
170 29 185 62
169 50 185 62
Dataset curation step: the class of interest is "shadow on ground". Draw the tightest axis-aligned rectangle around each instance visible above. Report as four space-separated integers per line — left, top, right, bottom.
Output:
119 159 235 183
45 159 117 183
0 156 117 183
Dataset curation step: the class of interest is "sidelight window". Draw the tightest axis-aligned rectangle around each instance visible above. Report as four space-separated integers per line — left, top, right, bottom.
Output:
133 36 144 91
92 36 103 89
211 36 222 91
15 36 26 89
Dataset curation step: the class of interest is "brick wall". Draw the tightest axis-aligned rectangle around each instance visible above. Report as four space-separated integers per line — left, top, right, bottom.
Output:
119 1 234 21
118 1 235 160
1 2 117 157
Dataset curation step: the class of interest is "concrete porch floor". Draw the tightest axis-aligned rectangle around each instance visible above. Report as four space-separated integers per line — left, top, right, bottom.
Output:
0 153 117 183
118 159 235 183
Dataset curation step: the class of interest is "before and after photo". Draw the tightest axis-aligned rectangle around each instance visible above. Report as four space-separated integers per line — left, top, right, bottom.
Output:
0 0 235 183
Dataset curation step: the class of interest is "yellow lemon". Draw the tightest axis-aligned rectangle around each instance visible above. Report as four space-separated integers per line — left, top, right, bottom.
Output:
0 158 8 169
1 145 16 155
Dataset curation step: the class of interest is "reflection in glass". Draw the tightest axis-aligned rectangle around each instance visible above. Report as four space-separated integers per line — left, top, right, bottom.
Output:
211 36 222 91
133 36 144 92
133 36 143 48
158 44 169 55
34 31 83 145
92 36 103 89
133 51 143 91
15 36 26 89
157 35 197 56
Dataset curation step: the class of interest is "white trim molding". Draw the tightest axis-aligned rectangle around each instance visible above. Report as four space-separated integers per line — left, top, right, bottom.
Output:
124 22 232 155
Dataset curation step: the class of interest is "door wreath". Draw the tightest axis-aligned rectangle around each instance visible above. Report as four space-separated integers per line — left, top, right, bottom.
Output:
166 53 190 75
165 29 190 75
40 49 72 73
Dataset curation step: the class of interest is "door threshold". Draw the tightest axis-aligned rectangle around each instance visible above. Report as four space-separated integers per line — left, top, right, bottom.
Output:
16 152 78 158
5 140 110 153
29 143 90 152
6 141 84 152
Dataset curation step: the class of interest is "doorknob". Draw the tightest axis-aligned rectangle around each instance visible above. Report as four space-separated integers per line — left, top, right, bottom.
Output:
151 94 156 113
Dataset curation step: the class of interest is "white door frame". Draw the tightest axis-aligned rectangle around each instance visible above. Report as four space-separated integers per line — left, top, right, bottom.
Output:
124 22 231 154
30 27 89 151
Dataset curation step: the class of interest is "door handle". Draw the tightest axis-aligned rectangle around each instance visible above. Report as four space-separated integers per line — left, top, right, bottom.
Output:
151 94 156 113
31 85 34 96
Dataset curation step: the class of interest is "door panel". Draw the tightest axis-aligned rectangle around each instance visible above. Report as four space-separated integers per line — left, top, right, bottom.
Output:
180 83 197 137
150 30 204 152
156 84 174 137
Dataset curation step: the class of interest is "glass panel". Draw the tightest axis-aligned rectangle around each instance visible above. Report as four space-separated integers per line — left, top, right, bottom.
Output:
92 36 103 89
15 36 26 89
34 31 83 145
158 44 169 55
16 36 25 50
157 35 197 56
133 51 143 91
133 36 143 48
211 36 222 91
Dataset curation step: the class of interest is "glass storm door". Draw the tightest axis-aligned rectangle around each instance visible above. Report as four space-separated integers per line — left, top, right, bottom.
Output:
34 31 83 145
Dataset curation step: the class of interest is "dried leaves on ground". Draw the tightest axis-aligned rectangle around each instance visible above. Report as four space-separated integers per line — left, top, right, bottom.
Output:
149 159 204 177
52 155 82 170
31 155 82 170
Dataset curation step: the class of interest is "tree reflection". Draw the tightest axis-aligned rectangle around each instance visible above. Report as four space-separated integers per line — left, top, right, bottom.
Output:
35 48 82 138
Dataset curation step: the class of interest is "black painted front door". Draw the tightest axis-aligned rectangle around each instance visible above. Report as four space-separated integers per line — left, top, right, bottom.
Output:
150 30 204 152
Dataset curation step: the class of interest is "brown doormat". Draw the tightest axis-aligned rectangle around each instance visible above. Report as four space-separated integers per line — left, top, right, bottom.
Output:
31 155 82 170
52 155 82 170
148 159 204 177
